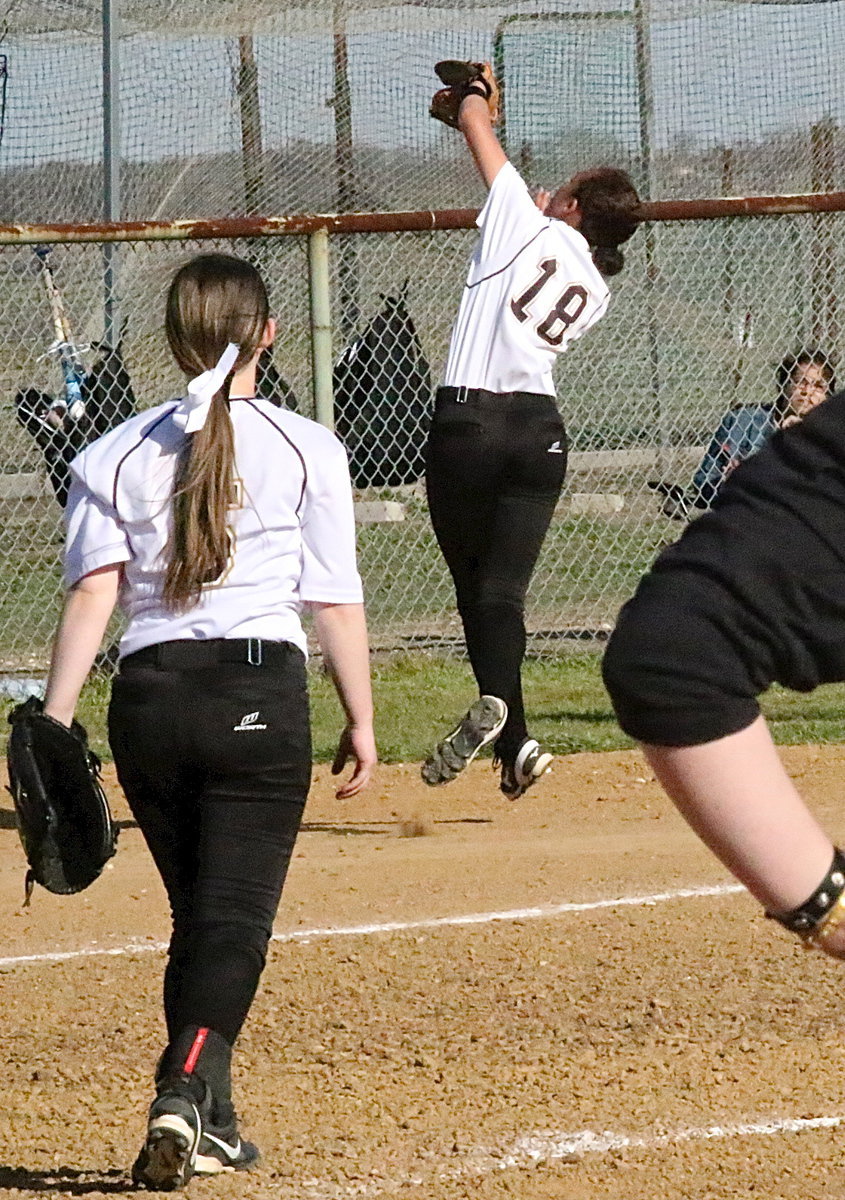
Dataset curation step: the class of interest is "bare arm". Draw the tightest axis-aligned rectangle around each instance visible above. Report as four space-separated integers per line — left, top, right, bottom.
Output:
311 601 376 798
43 564 121 726
457 93 508 189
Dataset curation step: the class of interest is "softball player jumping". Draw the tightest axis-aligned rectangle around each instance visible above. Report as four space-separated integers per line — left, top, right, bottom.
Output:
602 383 845 959
41 253 376 1188
422 63 641 799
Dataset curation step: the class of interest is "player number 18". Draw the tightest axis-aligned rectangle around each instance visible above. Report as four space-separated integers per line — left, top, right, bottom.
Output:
510 258 589 347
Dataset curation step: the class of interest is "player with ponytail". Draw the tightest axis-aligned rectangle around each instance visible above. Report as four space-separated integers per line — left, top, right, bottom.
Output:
422 62 641 799
162 255 269 610
41 252 376 1188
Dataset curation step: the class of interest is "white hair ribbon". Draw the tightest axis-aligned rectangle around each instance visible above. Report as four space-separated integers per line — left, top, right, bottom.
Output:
173 342 240 434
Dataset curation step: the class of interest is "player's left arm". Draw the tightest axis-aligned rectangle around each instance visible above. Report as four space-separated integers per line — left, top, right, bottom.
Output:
458 93 508 189
43 563 121 727
311 601 377 798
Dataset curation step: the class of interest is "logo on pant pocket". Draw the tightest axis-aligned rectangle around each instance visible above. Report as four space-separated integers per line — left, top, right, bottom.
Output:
233 710 268 732
547 440 564 454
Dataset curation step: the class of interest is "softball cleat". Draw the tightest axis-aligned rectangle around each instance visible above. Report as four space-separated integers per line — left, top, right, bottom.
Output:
132 1080 202 1191
421 695 508 785
500 738 553 800
194 1116 260 1175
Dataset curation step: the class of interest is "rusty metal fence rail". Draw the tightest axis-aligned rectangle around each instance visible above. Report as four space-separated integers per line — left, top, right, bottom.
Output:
0 197 843 669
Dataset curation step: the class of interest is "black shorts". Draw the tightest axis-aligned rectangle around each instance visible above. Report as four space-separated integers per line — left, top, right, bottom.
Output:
603 392 845 746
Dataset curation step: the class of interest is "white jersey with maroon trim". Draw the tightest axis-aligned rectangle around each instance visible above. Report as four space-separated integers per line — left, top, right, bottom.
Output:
443 161 610 397
64 397 363 659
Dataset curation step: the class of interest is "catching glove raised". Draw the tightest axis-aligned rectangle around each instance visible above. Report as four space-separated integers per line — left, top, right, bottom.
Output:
430 60 500 129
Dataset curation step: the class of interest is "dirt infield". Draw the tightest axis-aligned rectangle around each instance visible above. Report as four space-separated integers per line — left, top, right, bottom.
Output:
3 745 845 1198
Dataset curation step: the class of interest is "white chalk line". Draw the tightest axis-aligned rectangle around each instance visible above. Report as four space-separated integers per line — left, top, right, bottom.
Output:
292 1113 843 1198
0 882 833 1197
493 1113 843 1166
0 880 743 969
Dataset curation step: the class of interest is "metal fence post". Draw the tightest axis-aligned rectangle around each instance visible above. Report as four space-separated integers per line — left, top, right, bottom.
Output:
308 228 334 430
103 0 121 347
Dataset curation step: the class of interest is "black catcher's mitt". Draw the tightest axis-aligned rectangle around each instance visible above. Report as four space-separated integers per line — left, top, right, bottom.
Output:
6 696 118 902
430 60 500 129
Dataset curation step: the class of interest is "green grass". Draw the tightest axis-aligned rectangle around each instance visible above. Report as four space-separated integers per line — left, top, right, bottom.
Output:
6 651 845 766
356 498 671 641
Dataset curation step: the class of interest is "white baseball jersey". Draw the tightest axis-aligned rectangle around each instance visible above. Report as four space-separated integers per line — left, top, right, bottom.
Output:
64 398 363 659
443 161 610 396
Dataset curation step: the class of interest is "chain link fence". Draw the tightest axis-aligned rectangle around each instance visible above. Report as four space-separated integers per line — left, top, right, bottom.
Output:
2 1 845 223
0 206 840 669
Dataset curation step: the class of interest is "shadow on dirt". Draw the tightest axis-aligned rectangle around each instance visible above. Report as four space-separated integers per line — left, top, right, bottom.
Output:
301 816 493 836
0 1166 136 1194
541 708 619 724
0 807 137 832
302 821 392 836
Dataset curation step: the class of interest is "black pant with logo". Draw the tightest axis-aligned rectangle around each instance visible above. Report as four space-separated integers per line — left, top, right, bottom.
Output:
425 386 567 763
108 639 312 1047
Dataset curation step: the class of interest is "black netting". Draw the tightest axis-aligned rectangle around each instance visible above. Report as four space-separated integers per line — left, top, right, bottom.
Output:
3 2 845 222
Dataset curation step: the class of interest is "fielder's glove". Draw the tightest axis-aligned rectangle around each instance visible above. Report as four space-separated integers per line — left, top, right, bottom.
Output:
6 696 119 903
430 60 500 129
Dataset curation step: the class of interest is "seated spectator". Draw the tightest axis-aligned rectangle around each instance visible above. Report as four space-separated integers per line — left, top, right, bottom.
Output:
651 349 836 520
776 349 834 429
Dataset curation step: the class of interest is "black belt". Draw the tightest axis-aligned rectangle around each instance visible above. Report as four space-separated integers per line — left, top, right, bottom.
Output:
437 385 553 405
120 638 299 671
437 385 503 405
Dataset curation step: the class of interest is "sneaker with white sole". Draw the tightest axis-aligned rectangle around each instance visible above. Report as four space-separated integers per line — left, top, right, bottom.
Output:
500 738 553 800
132 1077 204 1191
195 1112 260 1175
132 1076 260 1187
421 695 508 785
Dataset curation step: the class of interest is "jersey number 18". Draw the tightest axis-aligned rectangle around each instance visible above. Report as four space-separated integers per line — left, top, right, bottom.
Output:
510 258 588 347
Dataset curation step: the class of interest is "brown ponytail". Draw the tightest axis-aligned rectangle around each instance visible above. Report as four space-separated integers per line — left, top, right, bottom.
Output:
162 253 269 611
551 166 641 279
591 244 626 278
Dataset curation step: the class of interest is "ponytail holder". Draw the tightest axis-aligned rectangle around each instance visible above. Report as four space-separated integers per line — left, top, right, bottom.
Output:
173 342 240 434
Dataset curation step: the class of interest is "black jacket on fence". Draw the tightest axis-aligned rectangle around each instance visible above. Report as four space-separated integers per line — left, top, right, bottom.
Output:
333 286 432 488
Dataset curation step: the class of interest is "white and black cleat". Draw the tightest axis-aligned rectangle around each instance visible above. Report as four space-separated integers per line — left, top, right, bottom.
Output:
132 1083 202 1191
421 695 508 785
500 738 553 800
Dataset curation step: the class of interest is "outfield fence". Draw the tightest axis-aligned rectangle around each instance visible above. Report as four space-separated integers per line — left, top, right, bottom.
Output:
4 0 845 671
6 1 845 224
0 194 843 670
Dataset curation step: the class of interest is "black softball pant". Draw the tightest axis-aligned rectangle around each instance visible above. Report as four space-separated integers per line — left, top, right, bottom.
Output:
425 387 567 762
108 639 312 1048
